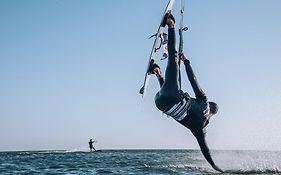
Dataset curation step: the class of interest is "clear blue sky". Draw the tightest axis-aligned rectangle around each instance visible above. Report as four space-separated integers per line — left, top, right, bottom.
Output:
1 0 281 151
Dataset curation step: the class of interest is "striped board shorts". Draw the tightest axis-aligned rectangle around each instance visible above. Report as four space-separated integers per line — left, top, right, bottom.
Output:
163 96 191 121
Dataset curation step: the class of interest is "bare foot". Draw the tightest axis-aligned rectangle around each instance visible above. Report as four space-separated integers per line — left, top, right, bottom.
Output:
153 67 162 77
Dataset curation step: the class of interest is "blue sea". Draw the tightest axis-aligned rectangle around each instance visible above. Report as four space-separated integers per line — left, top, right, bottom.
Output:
0 149 281 174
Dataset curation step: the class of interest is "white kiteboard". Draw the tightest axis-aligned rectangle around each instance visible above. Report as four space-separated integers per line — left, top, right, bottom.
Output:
139 0 176 97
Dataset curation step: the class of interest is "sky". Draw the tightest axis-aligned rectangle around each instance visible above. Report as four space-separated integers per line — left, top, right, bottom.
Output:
1 0 281 151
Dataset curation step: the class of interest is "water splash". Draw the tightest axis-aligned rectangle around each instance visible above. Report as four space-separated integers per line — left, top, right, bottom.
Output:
214 150 281 174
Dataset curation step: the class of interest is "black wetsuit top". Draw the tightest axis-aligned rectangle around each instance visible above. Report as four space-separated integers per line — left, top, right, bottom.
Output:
179 59 215 166
154 28 216 167
164 59 214 166
89 141 93 149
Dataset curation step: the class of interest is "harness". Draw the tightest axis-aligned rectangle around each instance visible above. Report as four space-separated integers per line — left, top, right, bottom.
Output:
163 92 191 121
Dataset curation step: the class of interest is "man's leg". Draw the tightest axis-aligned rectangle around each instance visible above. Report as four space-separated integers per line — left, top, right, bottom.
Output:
155 68 164 88
149 62 164 88
159 26 181 97
155 15 182 111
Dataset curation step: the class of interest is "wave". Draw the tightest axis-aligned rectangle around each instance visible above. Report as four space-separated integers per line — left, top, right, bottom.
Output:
37 150 66 154
225 168 281 174
35 149 90 154
65 147 90 153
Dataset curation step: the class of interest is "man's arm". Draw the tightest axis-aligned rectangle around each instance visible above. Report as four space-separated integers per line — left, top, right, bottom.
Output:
183 58 207 99
191 129 224 173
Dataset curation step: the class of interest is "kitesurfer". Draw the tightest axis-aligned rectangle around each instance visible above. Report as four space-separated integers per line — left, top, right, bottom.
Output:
149 12 223 173
88 139 96 152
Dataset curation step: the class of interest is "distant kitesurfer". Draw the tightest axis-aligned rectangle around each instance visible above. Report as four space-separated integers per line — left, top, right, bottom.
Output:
149 12 223 173
88 139 96 152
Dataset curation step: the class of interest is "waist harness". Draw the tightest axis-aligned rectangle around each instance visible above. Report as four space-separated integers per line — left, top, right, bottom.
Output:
163 92 191 121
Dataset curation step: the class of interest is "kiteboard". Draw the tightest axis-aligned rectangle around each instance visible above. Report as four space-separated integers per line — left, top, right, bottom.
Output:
139 0 176 97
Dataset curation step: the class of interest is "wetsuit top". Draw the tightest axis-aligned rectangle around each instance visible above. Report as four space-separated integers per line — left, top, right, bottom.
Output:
162 59 217 167
180 95 211 130
89 142 93 148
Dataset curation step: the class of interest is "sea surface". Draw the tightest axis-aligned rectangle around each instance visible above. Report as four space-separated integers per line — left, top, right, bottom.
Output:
0 149 281 175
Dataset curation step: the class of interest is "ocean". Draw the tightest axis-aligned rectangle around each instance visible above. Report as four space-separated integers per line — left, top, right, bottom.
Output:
0 149 280 175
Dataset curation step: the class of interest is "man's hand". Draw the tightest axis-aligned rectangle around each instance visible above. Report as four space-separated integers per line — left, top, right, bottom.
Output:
212 164 224 173
178 52 187 61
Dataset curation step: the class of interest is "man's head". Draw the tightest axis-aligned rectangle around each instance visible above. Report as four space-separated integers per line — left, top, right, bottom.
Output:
209 101 219 115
